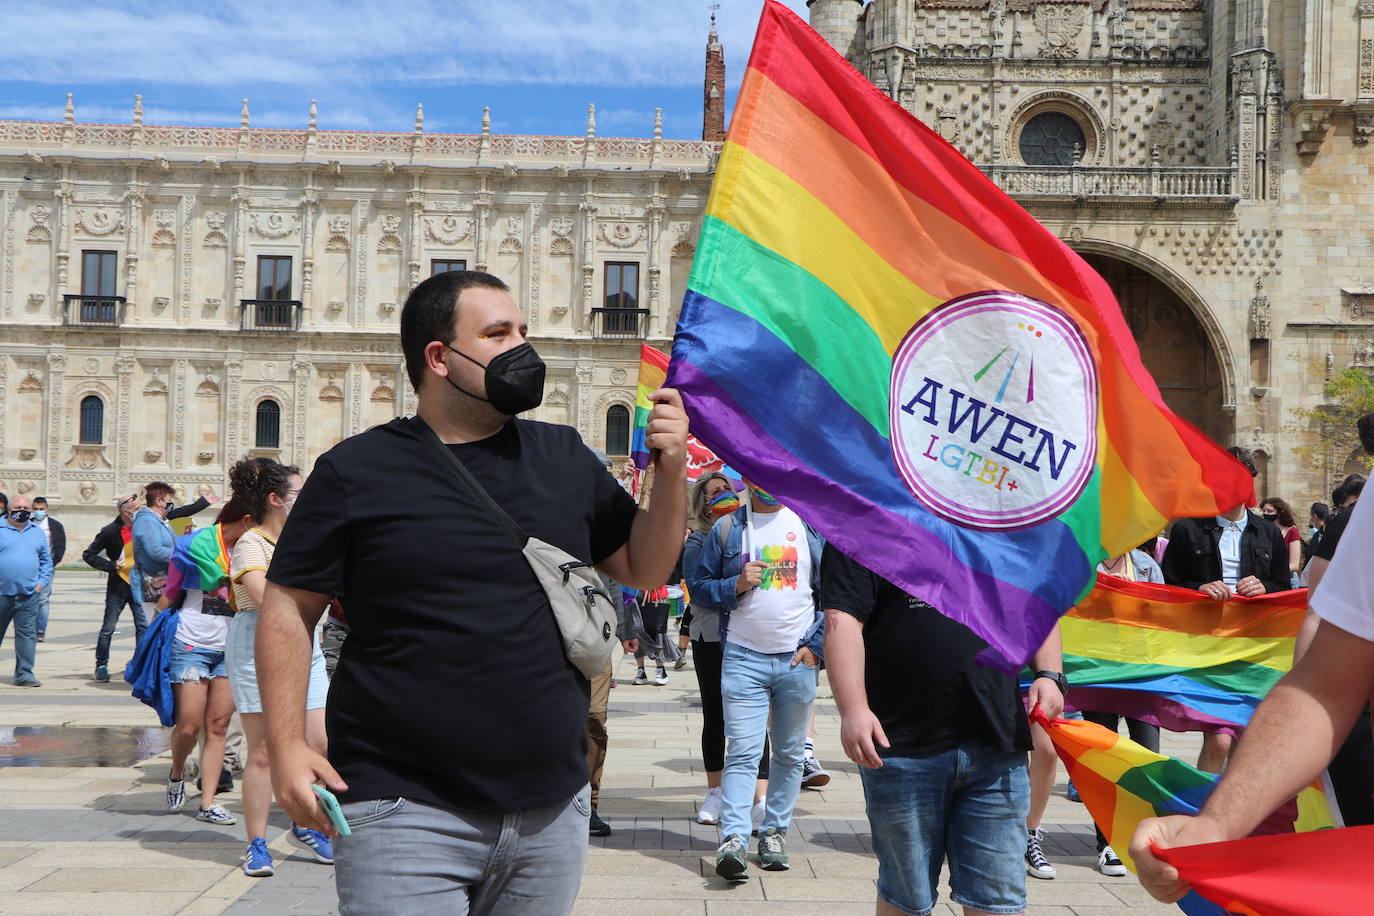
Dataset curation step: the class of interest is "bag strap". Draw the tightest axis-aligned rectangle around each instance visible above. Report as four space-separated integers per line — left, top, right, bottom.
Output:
413 417 527 546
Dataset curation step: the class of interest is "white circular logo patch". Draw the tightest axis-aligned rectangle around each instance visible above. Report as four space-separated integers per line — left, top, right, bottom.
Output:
889 291 1098 531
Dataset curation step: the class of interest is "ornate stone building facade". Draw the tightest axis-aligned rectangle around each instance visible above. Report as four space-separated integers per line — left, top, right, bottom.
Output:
4 4 1374 545
811 0 1374 506
0 98 718 544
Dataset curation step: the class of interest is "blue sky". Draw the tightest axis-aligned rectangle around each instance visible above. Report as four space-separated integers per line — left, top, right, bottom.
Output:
0 0 810 139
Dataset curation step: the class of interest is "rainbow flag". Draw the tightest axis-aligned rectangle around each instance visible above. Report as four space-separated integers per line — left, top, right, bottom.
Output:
164 525 231 600
665 1 1253 667
1058 577 1306 733
1033 710 1338 915
631 344 669 471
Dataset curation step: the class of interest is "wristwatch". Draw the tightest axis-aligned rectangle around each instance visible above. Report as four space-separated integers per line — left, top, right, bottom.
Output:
1033 670 1068 696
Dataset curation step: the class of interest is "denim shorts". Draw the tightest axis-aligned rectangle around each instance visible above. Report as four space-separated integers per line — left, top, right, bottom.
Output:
859 739 1030 916
225 610 329 714
168 643 228 684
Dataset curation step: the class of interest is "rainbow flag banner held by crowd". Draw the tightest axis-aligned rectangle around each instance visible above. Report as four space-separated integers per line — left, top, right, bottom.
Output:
665 1 1254 668
1058 577 1306 733
1032 710 1340 916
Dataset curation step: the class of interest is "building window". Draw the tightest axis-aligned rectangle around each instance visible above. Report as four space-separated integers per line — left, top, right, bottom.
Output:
1019 111 1087 166
79 395 104 444
255 399 281 449
604 262 639 310
606 405 631 457
256 256 293 300
81 250 118 297
431 259 467 275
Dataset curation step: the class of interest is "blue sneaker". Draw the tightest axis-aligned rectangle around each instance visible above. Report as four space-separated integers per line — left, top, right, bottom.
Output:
1066 780 1082 803
290 823 335 864
242 837 275 877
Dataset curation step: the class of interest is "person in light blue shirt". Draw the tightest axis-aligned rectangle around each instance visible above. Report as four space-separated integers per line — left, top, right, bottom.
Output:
131 482 177 616
0 494 54 687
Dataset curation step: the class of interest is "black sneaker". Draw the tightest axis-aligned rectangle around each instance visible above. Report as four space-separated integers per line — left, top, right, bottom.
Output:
197 767 234 795
94 665 110 683
588 811 611 836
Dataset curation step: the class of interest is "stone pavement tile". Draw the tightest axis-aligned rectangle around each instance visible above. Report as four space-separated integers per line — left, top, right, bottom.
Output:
0 891 199 916
705 902 874 915
756 876 875 901
1102 881 1178 908
0 866 57 892
583 852 704 876
1024 880 1135 907
800 852 879 879
577 874 766 901
21 866 232 893
572 899 705 916
19 842 246 869
0 848 36 868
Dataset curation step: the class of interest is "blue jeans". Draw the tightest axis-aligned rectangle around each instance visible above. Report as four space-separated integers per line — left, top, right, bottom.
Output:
860 740 1030 916
34 584 50 635
334 786 591 915
719 641 817 838
95 587 147 668
0 592 40 683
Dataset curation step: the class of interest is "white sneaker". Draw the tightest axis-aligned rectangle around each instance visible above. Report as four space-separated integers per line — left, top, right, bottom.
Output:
632 668 649 685
1097 845 1128 877
750 798 766 835
653 669 669 686
696 787 723 825
1024 826 1057 879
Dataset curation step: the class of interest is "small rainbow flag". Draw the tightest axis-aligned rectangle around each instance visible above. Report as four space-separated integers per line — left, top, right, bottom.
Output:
1058 577 1306 733
666 1 1253 667
631 344 669 471
1033 710 1339 915
164 525 231 600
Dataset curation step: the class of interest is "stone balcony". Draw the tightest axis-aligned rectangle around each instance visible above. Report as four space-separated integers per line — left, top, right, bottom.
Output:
982 163 1238 208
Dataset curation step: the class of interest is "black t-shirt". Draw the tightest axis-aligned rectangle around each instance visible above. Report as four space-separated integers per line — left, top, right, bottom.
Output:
1313 507 1355 562
819 544 1032 758
267 416 638 814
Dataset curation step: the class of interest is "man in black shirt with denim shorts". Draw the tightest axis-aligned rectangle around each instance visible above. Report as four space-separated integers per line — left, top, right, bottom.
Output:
257 271 689 915
822 545 1063 916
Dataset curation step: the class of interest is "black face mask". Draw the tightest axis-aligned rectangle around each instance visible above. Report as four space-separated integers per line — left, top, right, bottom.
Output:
443 341 546 416
8 510 30 524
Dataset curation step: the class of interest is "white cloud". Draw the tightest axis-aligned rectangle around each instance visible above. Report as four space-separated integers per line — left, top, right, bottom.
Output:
0 0 811 90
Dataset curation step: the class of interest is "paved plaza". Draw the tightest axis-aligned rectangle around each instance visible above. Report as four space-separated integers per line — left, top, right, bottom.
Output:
0 571 1185 914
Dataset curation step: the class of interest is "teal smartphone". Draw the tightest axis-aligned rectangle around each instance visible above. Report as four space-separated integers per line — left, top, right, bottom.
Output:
312 784 352 837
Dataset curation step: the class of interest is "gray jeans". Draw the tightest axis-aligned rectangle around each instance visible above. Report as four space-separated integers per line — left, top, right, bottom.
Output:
335 786 591 916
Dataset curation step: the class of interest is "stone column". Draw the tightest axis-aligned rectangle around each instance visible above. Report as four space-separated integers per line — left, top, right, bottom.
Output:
124 183 144 318
348 364 365 435
1 189 12 318
231 183 250 316
115 353 135 494
407 186 425 291
177 195 194 324
172 358 189 469
353 199 369 327
291 359 311 467
224 357 243 468
647 191 666 336
300 189 317 325
474 189 493 273
45 351 67 495
54 182 73 301
526 201 542 330
578 190 598 334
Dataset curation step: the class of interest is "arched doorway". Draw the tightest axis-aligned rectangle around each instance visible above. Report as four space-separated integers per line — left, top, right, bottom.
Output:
1079 252 1232 447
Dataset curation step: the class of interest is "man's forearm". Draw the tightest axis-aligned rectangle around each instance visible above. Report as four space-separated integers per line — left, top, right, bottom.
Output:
621 465 687 589
823 611 868 715
258 583 327 753
1201 620 1374 838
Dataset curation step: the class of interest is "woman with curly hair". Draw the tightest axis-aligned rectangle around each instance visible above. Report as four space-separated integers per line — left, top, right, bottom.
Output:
1260 497 1303 587
226 456 333 878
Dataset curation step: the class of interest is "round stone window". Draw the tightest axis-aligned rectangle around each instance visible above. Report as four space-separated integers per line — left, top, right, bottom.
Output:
1018 111 1087 166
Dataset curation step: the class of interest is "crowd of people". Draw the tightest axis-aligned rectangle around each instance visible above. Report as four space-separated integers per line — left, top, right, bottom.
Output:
0 268 1369 916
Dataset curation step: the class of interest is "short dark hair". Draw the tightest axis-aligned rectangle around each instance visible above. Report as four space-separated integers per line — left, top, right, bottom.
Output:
1225 446 1258 478
214 498 251 525
399 270 510 392
1311 501 1330 522
0 492 7 511
144 481 175 506
33 497 47 507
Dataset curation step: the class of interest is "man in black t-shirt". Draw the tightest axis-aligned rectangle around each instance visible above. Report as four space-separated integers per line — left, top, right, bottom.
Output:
257 270 689 915
821 545 1064 916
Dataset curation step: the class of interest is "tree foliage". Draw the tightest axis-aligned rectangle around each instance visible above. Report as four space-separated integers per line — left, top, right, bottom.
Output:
1289 367 1374 488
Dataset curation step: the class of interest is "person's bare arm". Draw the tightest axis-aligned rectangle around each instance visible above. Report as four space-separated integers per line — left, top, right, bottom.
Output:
1027 625 1065 720
825 609 888 768
1294 557 1330 660
237 568 267 610
1131 618 1374 903
258 580 346 834
597 389 688 589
